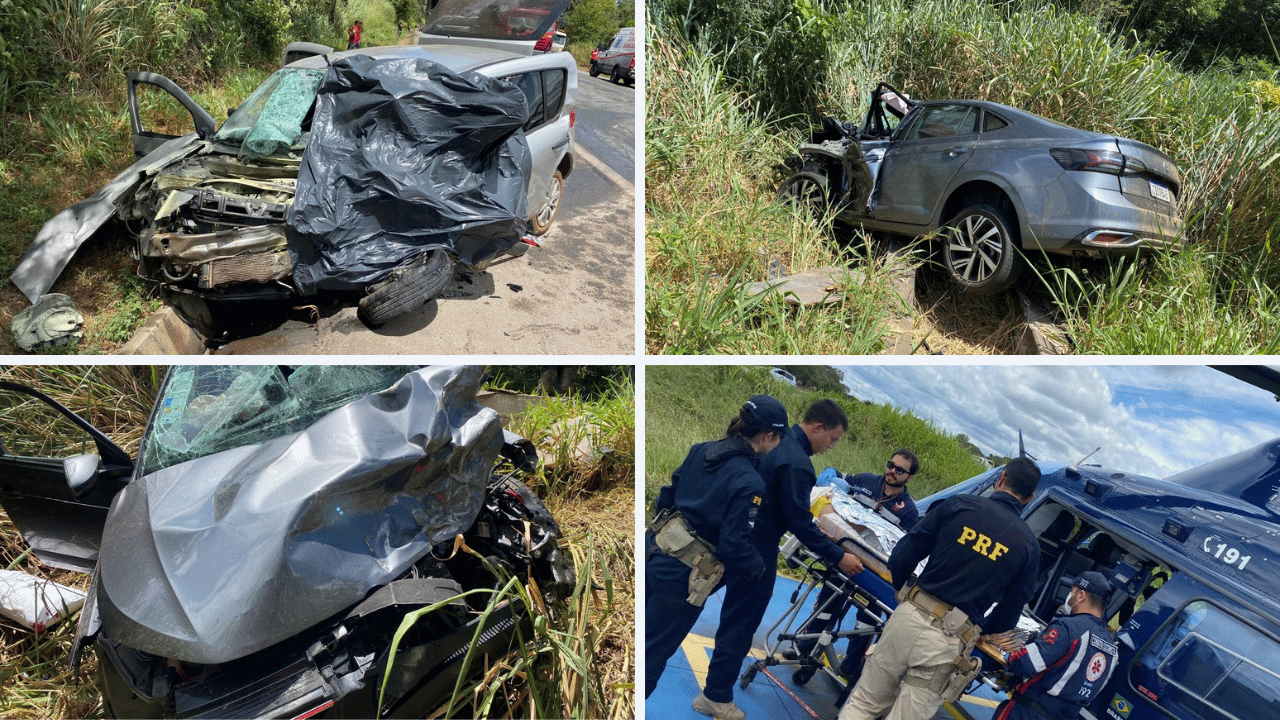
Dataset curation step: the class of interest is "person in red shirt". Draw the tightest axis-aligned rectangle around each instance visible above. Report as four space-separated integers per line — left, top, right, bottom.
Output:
347 20 363 49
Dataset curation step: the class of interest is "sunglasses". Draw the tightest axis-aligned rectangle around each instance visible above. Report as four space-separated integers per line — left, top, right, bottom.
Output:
887 461 913 476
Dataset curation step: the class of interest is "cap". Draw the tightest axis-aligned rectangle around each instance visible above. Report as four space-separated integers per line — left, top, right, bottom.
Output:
1070 571 1111 597
740 395 788 435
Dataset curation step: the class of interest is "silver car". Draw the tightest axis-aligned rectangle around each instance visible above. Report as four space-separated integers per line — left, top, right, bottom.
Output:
11 0 576 336
779 83 1184 294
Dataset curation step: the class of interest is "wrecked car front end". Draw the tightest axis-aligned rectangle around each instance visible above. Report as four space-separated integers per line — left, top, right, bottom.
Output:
12 48 538 339
2 365 574 718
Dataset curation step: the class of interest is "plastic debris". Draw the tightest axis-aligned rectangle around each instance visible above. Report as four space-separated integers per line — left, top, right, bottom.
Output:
0 570 86 633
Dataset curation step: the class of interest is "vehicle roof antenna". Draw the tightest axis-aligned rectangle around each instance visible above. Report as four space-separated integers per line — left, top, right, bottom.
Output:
1017 430 1037 461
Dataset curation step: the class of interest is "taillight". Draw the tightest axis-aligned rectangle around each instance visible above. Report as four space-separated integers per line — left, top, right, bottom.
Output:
629 58 635 69
1050 148 1150 176
569 110 575 127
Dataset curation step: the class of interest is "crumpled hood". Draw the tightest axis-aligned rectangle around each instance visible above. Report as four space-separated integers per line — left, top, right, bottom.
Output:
95 366 502 664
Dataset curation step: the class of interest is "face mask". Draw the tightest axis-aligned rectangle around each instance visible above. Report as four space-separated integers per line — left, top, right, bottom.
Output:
1059 591 1079 616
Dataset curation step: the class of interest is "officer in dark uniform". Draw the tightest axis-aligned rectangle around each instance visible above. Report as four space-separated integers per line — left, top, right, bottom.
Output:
698 400 863 720
794 450 922 683
840 456 1043 720
995 571 1119 720
645 396 790 699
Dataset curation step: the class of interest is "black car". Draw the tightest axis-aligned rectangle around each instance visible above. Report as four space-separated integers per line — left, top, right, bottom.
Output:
0 365 574 718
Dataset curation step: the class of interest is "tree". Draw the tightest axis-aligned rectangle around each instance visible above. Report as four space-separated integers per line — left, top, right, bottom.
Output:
564 0 624 46
779 365 848 395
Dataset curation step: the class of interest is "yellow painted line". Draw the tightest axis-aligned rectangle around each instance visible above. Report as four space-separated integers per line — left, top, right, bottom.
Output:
680 633 769 684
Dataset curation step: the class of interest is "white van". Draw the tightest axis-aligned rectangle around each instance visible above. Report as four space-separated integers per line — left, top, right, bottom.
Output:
590 27 635 85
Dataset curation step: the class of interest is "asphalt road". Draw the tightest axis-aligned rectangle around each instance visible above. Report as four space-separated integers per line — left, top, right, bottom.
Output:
214 65 635 356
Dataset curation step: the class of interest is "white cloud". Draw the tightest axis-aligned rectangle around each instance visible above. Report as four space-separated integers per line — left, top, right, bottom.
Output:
838 365 1280 478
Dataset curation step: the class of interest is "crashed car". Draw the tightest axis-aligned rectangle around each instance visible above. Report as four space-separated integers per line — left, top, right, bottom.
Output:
0 365 575 718
779 83 1184 294
11 0 576 337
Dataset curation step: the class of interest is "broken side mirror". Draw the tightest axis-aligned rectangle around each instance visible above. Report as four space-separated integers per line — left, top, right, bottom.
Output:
64 454 101 499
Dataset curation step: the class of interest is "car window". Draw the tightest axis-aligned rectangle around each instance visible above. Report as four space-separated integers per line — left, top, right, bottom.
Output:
1131 600 1280 720
0 388 98 459
508 69 566 131
512 72 546 129
905 104 978 141
425 0 566 40
982 111 1009 132
214 68 324 157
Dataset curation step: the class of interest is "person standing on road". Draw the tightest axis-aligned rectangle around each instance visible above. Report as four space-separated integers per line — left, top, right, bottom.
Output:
994 571 1119 720
793 450 922 684
839 457 1043 720
397 19 404 38
645 396 790 700
347 20 363 49
695 399 864 720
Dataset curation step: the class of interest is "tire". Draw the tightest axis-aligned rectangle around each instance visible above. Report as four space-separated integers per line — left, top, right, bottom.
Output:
738 666 758 689
776 170 829 219
357 249 456 327
610 65 622 84
589 62 600 77
793 667 815 686
530 170 564 235
942 203 1024 295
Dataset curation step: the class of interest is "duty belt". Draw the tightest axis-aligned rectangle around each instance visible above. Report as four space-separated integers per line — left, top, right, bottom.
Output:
902 585 981 645
649 509 725 606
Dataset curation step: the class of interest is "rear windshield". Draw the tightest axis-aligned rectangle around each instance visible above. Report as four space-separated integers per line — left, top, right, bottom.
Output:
139 366 417 476
425 0 565 40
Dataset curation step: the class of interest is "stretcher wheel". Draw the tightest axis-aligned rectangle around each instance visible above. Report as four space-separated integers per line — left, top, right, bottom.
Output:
792 667 815 685
739 667 758 689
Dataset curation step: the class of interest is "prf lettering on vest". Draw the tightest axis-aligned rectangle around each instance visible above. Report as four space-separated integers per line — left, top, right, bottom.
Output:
957 526 1009 561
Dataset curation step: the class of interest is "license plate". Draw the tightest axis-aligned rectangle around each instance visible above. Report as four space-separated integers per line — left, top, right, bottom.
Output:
1149 179 1173 204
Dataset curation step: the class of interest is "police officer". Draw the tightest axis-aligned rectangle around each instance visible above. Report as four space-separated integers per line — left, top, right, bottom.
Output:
794 450 922 683
839 456 1043 720
994 571 1119 720
645 396 790 699
697 400 863 720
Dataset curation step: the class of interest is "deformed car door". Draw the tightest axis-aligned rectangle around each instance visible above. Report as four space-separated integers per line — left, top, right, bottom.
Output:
0 382 134 572
127 71 217 158
874 103 980 226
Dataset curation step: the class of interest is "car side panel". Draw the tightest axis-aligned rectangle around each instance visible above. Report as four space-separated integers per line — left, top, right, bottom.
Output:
875 135 975 225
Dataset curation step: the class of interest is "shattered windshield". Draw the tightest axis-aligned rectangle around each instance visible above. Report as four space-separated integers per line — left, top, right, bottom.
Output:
138 365 418 476
214 68 324 158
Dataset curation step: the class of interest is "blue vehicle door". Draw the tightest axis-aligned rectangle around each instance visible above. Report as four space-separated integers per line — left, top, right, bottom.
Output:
873 103 979 226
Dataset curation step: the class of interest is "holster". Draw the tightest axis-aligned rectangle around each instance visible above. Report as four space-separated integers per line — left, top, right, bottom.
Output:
650 510 725 606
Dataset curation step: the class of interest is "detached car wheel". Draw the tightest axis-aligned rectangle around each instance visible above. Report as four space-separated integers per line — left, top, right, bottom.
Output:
358 249 456 327
531 170 564 235
776 170 829 219
942 204 1024 295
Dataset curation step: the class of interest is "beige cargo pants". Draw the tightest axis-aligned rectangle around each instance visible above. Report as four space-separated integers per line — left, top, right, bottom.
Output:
837 601 962 720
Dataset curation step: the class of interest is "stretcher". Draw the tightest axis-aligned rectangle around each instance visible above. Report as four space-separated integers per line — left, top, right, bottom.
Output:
738 489 903 696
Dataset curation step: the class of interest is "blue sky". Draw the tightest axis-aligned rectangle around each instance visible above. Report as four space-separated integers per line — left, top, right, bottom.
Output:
836 365 1280 477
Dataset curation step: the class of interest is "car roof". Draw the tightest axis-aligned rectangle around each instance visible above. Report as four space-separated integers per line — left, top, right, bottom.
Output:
285 43 521 74
917 98 1102 136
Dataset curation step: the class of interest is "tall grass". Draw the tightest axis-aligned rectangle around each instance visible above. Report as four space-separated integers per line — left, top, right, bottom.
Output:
646 0 1280 354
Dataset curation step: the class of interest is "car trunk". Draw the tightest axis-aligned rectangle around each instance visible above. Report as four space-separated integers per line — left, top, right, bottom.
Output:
1113 137 1181 214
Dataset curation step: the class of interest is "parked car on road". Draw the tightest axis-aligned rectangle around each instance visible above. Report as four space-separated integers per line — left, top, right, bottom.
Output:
778 83 1184 295
11 0 576 338
590 27 635 86
0 365 575 719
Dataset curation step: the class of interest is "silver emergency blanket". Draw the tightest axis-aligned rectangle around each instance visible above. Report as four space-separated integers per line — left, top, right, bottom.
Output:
287 55 532 294
830 491 907 556
95 365 503 664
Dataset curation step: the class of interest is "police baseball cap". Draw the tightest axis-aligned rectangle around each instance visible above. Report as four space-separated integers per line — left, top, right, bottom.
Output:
1069 571 1111 597
741 395 788 435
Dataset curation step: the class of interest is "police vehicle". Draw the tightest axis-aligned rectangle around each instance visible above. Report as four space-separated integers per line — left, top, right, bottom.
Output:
887 365 1280 720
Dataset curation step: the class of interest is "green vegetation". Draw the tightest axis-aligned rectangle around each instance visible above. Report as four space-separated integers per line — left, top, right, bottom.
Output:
646 0 1280 354
645 365 989 517
0 365 634 719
